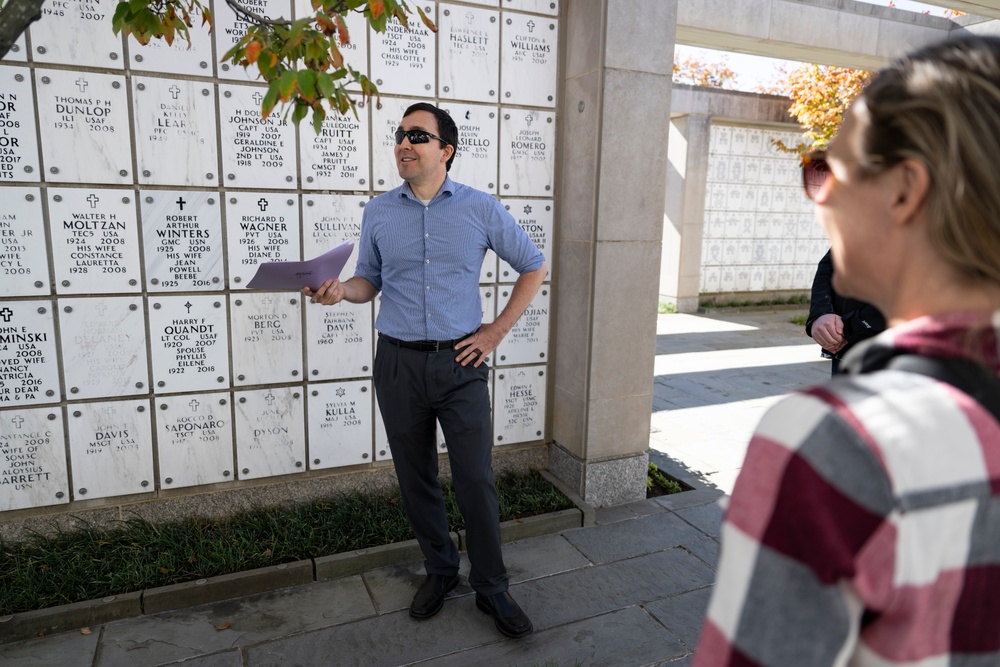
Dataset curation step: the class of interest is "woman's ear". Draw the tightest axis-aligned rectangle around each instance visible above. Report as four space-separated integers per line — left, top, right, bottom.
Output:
889 158 931 227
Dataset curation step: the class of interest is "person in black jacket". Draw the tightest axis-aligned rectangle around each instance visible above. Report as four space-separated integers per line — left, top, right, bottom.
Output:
806 249 886 374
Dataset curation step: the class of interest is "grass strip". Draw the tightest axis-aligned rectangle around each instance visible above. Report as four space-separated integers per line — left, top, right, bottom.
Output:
0 471 573 615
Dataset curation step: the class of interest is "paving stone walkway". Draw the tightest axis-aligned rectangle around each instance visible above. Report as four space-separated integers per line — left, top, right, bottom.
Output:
1 310 829 666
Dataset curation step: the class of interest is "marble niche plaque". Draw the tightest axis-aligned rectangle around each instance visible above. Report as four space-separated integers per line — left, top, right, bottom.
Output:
481 250 497 283
439 5 500 103
371 97 421 191
47 188 142 294
60 296 149 399
0 407 69 512
142 191 224 291
308 380 372 469
306 300 372 381
155 393 234 488
500 14 558 107
229 292 303 386
0 69 41 183
443 102 498 193
374 390 391 461
68 399 154 500
129 7 214 75
0 300 60 406
149 295 230 393
35 70 133 184
370 4 436 98
216 0 292 80
219 84 296 188
494 366 545 445
301 109 370 191
0 188 50 297
133 77 219 187
495 287 548 365
498 199 552 281
301 194 366 279
478 285 496 365
234 387 305 480
226 193 300 288
29 0 124 68
6 31 26 62
499 109 555 196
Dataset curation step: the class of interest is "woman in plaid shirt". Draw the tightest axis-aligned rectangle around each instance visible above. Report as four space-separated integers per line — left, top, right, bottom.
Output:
696 36 1000 666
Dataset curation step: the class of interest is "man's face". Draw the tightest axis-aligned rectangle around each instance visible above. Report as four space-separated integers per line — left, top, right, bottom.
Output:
394 110 452 187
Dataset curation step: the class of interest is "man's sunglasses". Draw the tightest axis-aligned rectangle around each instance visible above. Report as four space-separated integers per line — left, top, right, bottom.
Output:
801 150 831 201
394 129 450 146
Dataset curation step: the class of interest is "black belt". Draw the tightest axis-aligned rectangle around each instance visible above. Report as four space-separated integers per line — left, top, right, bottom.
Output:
379 333 464 352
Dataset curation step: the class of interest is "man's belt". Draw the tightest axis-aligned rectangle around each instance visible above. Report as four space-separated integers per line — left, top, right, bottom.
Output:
379 333 465 352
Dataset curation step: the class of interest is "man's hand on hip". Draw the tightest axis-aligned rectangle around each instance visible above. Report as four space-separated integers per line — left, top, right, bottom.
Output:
455 322 509 368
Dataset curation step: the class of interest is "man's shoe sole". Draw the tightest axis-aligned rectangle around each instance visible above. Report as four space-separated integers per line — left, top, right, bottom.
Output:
475 595 534 638
409 576 459 619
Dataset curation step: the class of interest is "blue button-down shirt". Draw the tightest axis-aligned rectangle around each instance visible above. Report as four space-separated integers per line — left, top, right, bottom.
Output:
354 176 545 341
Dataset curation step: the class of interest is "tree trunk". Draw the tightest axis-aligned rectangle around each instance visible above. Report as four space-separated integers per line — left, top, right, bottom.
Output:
0 0 45 60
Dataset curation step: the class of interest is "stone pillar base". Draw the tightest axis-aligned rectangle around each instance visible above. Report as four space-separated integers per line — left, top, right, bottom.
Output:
549 442 648 508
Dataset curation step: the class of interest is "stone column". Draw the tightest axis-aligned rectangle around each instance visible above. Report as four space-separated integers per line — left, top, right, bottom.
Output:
549 0 677 506
661 114 711 313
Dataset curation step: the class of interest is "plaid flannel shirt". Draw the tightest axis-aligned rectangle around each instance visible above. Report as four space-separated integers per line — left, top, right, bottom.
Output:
695 311 1000 667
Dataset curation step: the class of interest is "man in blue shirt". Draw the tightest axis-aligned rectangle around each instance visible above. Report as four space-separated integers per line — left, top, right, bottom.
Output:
306 102 546 638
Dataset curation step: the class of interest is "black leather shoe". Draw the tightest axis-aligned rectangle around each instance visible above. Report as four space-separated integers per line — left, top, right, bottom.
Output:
475 591 533 638
409 574 459 619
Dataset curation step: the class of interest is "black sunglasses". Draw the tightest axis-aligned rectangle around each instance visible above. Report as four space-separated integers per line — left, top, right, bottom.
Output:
394 128 450 146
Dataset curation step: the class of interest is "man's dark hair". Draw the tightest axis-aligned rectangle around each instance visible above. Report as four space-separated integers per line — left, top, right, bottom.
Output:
402 102 458 171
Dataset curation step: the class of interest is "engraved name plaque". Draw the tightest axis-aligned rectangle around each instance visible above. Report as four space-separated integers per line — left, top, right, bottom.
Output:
129 6 214 75
48 188 142 295
439 5 500 103
229 292 303 386
306 300 372 381
0 407 68 512
0 69 41 182
370 5 436 98
133 77 219 187
495 287 549 365
30 0 124 68
216 0 293 80
149 295 230 394
500 14 557 107
301 109 370 190
498 199 552 281
7 33 26 62
494 366 546 445
60 296 149 399
499 109 555 196
302 194 365 279
308 380 372 469
219 84 296 188
442 102 498 193
0 300 60 406
234 387 305 480
502 0 558 15
35 70 133 184
156 393 234 489
0 188 50 297
372 97 421 191
227 194 301 288
142 191 224 292
68 399 154 500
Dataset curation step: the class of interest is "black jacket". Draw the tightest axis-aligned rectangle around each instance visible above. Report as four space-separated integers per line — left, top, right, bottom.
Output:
806 250 886 359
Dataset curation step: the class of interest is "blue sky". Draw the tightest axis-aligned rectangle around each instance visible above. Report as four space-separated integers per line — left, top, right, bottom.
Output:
674 1 961 92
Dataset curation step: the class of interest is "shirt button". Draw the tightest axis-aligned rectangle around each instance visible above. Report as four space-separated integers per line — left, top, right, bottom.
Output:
424 233 429 238
426 286 431 291
425 259 430 264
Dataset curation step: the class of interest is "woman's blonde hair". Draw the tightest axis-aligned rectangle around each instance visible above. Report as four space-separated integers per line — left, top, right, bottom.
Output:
858 36 1000 285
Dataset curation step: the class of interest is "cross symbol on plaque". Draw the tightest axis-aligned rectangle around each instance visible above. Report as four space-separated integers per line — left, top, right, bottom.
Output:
465 11 474 24
95 301 108 317
336 387 346 398
189 399 200 412
526 19 535 32
87 194 100 208
523 204 532 215
261 296 273 308
253 91 264 106
525 113 534 127
176 197 186 210
10 416 24 429
0 307 12 323
264 392 276 406
169 85 181 100
105 406 117 420
257 198 269 212
184 302 193 314
76 77 89 93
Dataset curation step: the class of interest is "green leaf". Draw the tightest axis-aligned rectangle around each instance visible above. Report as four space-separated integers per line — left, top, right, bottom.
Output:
311 105 326 135
278 68 298 101
261 82 280 120
316 71 335 100
292 102 309 126
112 2 132 33
296 69 317 100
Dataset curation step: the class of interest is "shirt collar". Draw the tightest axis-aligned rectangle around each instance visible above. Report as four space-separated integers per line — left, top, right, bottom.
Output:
399 176 457 203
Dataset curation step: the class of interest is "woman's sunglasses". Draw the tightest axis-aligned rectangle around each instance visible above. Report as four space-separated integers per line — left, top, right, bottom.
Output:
394 129 450 146
801 150 831 201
